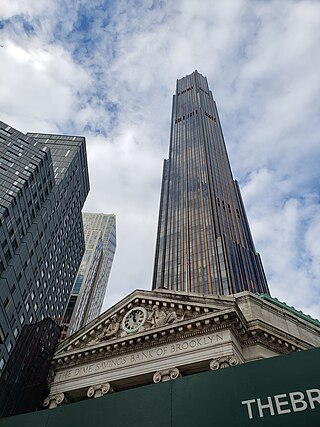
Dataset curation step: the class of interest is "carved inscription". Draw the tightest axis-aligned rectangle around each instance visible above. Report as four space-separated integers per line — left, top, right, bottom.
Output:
55 332 224 383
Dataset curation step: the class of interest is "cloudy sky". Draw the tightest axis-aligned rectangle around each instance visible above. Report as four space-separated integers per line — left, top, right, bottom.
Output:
0 0 319 318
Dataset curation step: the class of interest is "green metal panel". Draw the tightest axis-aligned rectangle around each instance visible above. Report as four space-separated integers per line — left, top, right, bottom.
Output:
1 348 319 427
172 348 320 426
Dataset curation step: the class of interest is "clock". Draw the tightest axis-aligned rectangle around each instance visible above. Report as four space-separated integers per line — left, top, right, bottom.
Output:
122 307 147 333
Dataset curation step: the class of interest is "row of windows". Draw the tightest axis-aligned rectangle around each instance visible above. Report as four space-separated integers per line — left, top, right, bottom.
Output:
204 111 216 121
0 127 89 368
175 110 198 124
198 86 209 96
176 86 193 96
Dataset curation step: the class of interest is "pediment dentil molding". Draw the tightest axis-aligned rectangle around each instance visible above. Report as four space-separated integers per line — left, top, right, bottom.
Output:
55 289 237 356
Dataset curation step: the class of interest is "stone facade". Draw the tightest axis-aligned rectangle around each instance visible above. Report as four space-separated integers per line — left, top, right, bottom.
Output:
45 289 320 408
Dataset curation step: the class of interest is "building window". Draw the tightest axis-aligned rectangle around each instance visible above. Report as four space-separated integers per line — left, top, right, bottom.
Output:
6 341 12 353
3 297 9 310
0 325 4 344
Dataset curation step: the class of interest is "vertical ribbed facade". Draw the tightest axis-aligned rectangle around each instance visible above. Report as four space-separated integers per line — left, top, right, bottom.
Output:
152 71 269 296
63 213 116 335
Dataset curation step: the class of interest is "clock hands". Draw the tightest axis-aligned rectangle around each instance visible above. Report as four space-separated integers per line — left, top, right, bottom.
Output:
122 307 146 333
132 311 137 322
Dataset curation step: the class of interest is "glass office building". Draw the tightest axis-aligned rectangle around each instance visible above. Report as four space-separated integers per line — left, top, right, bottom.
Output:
63 213 116 335
0 122 89 373
152 71 269 296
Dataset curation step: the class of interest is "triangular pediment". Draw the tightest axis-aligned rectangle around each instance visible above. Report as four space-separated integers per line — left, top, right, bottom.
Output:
56 289 238 357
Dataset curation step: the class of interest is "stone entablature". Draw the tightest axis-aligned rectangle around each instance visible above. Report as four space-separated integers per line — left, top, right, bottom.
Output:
46 290 320 408
52 330 234 392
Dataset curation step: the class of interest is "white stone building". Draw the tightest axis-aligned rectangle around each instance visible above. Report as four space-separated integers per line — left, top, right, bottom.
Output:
44 289 320 408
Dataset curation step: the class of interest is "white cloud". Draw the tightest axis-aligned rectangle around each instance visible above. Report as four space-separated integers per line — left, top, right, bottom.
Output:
0 0 49 19
0 38 91 132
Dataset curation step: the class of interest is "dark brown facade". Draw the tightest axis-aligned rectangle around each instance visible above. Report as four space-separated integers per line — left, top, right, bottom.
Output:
152 71 269 296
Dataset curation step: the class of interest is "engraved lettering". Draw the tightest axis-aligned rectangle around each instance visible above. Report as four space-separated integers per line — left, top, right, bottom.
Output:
216 333 223 341
208 335 215 343
55 333 226 383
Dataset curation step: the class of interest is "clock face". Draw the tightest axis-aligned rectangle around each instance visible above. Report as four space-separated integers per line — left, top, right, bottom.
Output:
122 307 147 333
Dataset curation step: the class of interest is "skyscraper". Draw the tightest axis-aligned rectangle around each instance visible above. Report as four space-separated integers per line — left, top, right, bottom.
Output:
0 121 89 373
63 213 116 335
153 71 269 296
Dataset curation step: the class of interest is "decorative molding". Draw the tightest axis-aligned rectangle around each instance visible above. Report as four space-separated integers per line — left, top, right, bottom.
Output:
66 299 214 352
87 383 113 398
146 305 185 328
86 304 194 346
209 355 240 370
53 311 237 371
88 314 121 345
153 367 181 383
47 367 55 385
242 329 302 354
43 392 65 409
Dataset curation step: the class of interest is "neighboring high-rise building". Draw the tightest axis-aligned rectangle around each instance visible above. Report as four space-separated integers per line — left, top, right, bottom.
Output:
0 121 89 373
153 71 269 296
0 318 60 418
63 213 116 335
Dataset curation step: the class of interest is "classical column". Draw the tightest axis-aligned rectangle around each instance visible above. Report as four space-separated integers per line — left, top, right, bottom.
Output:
153 367 181 383
210 355 239 370
87 383 113 398
43 392 65 409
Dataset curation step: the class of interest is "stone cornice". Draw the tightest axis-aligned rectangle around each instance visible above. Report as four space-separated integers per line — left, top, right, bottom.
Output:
241 330 298 355
57 289 237 352
235 292 320 335
245 320 310 351
53 307 242 369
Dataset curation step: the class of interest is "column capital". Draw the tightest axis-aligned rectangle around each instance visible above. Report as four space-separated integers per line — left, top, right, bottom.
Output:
153 367 181 383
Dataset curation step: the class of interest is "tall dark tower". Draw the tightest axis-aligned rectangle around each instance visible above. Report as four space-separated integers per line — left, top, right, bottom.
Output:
152 71 269 296
0 121 89 374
